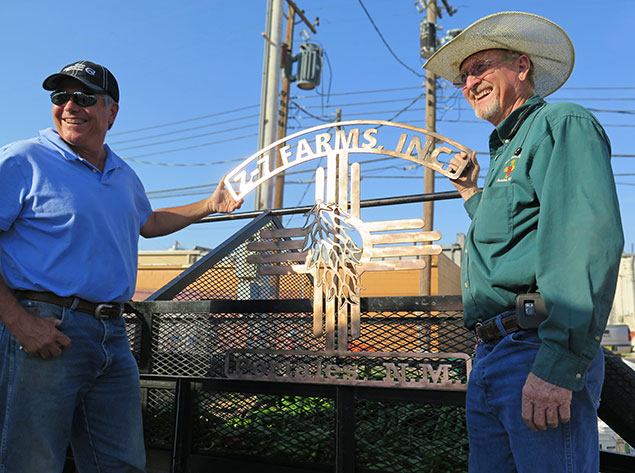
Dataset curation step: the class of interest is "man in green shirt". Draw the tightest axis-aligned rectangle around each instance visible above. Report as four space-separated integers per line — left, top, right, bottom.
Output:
424 12 623 472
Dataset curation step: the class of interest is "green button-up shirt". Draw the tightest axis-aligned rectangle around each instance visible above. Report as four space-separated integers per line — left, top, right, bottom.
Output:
462 94 624 391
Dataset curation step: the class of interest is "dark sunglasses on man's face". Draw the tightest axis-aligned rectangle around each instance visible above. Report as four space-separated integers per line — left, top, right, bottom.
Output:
50 91 99 107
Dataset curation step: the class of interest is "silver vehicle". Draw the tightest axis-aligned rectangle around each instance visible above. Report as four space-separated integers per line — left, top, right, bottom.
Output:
601 324 633 354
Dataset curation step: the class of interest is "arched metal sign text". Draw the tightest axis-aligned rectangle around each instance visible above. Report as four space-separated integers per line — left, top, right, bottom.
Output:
223 120 473 201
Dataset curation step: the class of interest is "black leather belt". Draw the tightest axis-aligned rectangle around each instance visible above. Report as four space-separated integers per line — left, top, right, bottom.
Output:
14 290 125 320
474 313 523 343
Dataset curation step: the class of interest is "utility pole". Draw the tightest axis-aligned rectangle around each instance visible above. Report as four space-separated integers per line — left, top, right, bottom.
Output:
421 0 437 296
418 0 455 296
261 0 318 210
272 1 318 209
273 3 296 209
255 0 284 210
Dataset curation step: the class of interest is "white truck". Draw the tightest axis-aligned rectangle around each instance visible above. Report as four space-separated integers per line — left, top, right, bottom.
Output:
601 324 633 354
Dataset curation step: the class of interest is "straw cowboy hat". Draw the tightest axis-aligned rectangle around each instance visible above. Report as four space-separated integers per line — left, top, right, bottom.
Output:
423 11 575 97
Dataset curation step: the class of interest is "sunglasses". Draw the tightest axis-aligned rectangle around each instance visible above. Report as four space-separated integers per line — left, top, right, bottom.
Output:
452 59 509 88
50 91 100 107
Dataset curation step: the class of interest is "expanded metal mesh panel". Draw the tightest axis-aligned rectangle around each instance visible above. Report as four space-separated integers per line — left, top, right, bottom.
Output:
191 390 335 464
147 309 473 378
142 386 176 450
356 400 468 472
138 301 472 471
355 311 473 355
171 222 314 301
150 312 325 377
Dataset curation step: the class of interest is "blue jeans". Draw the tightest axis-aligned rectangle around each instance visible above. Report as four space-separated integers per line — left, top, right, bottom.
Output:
466 321 604 473
0 300 146 473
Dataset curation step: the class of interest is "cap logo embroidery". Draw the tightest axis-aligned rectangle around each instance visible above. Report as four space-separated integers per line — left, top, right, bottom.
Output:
85 67 96 76
63 64 86 74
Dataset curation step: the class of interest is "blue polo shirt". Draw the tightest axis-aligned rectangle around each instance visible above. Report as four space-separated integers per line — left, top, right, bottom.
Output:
0 128 153 302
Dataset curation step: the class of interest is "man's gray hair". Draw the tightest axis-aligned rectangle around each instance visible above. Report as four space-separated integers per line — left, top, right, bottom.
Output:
502 50 535 90
102 94 116 106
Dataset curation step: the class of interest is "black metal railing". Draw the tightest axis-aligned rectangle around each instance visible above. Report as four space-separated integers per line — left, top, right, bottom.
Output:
130 296 471 473
116 204 635 473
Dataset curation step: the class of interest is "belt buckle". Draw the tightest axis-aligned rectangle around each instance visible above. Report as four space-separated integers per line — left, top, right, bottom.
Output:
94 303 123 320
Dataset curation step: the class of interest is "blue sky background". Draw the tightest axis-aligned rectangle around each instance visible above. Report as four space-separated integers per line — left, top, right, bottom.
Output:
1 0 633 252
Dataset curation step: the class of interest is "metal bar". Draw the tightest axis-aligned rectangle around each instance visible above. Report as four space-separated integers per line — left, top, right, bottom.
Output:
327 152 337 204
335 387 356 473
196 190 462 223
326 296 335 351
132 298 314 315
171 379 192 473
369 230 443 245
136 308 153 373
338 149 349 212
258 265 307 275
362 218 425 232
368 245 442 258
133 311 461 327
260 228 307 238
360 260 427 272
131 295 464 316
361 295 463 312
247 239 305 250
313 282 323 336
247 251 308 263
351 302 360 339
351 162 360 218
338 303 348 351
315 166 325 202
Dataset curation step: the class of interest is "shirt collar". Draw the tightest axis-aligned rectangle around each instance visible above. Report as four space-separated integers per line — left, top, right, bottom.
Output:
39 128 122 174
489 94 546 148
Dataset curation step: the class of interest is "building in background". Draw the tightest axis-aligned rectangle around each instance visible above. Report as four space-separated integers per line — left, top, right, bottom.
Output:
134 243 210 300
611 254 635 329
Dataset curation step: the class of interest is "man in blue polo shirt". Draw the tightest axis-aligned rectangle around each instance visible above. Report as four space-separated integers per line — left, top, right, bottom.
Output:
0 61 242 473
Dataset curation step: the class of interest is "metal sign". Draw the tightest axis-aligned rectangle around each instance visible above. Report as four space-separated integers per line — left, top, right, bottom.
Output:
225 350 471 390
222 121 474 389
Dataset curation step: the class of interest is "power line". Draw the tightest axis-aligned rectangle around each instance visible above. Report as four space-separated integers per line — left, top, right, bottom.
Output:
105 88 634 139
121 133 257 164
112 122 258 152
290 101 335 122
287 111 634 128
108 113 260 145
312 85 422 98
386 91 426 122
357 0 425 78
291 97 635 111
561 86 635 90
109 104 259 136
551 97 635 102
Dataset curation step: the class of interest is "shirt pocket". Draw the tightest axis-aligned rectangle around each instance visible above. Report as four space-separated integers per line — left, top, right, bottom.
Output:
473 186 512 243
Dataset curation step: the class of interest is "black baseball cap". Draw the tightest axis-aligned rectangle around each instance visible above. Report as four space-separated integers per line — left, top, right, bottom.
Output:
43 60 119 103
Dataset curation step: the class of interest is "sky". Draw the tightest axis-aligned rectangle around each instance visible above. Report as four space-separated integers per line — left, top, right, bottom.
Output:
1 0 633 253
